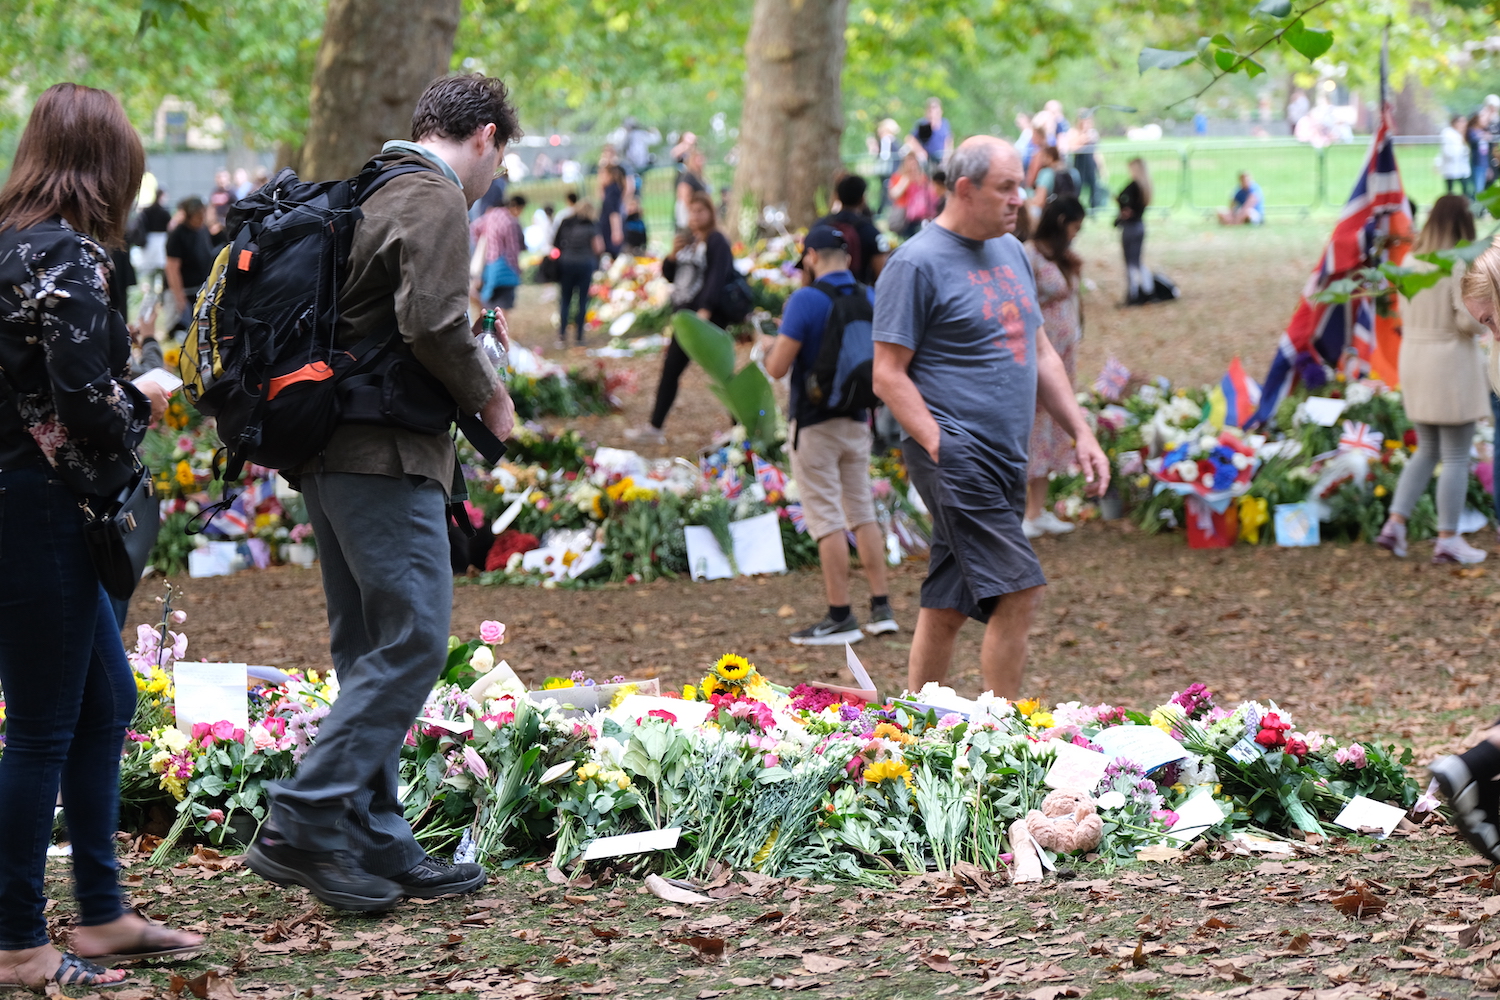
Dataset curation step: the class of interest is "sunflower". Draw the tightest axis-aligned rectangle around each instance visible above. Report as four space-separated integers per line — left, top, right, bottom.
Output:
712 654 754 682
863 759 914 788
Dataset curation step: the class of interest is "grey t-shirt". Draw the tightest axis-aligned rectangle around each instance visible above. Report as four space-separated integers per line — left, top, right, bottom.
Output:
872 223 1043 472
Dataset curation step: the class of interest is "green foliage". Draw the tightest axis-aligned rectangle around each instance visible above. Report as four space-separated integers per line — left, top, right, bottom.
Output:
671 312 779 450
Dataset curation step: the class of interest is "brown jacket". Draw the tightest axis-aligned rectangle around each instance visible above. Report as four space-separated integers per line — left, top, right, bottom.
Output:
1398 269 1488 425
303 150 497 489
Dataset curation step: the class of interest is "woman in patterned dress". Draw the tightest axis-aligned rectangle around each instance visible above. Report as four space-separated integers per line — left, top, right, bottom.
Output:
1023 197 1088 539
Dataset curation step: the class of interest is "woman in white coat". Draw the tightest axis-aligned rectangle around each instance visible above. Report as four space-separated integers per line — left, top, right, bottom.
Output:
1376 195 1488 564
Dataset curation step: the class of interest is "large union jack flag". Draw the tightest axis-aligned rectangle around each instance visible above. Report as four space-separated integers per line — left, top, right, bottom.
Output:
1250 112 1411 426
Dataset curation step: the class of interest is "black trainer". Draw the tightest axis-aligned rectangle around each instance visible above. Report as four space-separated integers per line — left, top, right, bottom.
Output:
246 832 402 912
864 604 899 635
789 613 863 646
391 855 488 898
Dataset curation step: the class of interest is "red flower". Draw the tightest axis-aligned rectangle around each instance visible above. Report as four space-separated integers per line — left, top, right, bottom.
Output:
1259 711 1291 733
485 530 540 572
648 709 678 725
1255 728 1284 748
1283 738 1308 758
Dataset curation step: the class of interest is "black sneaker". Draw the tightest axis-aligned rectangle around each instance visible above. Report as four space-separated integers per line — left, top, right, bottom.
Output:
390 855 487 898
246 833 402 912
789 613 863 646
864 605 899 635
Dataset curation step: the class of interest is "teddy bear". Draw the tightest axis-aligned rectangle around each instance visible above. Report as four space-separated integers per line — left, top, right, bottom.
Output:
1009 789 1104 884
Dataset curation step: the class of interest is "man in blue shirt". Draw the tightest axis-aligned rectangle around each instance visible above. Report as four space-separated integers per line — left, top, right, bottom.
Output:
1218 172 1264 225
760 224 895 645
912 98 953 171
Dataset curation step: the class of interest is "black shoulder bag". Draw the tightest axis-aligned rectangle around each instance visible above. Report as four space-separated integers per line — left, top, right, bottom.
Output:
0 376 159 600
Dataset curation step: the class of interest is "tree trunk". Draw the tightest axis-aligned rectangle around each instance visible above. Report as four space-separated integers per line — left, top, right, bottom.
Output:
299 0 461 181
731 0 849 235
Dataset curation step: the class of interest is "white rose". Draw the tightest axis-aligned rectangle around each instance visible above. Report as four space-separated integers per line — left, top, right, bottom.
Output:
1096 790 1127 810
469 646 495 672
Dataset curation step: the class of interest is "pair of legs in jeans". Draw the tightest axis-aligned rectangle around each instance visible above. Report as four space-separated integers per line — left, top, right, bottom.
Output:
0 466 199 987
557 259 594 344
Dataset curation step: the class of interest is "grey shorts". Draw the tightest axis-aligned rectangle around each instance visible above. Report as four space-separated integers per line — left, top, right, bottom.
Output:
903 430 1046 623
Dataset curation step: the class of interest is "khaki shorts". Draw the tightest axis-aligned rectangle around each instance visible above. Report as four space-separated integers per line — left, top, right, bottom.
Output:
788 418 877 540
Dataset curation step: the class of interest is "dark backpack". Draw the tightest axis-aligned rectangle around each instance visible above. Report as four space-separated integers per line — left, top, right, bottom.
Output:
718 273 756 325
180 158 504 489
799 280 877 435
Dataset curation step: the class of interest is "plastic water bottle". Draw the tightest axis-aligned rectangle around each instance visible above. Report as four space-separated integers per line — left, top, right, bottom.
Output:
478 308 509 383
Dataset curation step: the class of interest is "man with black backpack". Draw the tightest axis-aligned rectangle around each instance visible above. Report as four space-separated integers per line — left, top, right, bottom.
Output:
244 74 521 913
761 225 896 645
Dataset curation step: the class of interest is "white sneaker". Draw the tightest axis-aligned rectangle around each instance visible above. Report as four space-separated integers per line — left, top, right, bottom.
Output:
1022 518 1046 540
1434 535 1488 565
623 425 666 445
1033 510 1076 535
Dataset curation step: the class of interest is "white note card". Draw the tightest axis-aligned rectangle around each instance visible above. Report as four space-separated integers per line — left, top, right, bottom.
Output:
581 827 682 861
1044 740 1112 791
173 662 249 735
1092 725 1190 774
1163 789 1228 845
1332 795 1408 839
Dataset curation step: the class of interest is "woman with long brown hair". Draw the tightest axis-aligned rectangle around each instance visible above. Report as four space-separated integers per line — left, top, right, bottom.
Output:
1375 195 1488 564
0 83 200 991
1022 196 1088 537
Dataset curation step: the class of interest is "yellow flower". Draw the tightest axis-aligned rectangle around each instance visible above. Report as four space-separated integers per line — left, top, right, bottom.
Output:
160 773 187 800
542 677 575 690
174 460 195 488
1028 711 1055 729
744 676 776 703
713 654 753 682
162 346 182 370
1373 484 1388 498
575 762 599 783
863 759 914 788
607 683 639 710
307 669 321 683
698 674 720 698
682 683 699 701
1384 439 1401 451
872 722 916 746
1171 783 1187 795
1015 698 1040 718
605 477 635 502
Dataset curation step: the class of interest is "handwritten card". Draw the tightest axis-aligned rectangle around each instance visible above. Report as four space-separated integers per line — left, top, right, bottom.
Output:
1163 789 1228 845
1092 725 1190 774
173 662 249 735
1044 741 1111 791
1332 795 1408 839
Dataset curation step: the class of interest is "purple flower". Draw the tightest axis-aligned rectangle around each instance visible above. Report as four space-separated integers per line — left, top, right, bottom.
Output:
839 704 862 722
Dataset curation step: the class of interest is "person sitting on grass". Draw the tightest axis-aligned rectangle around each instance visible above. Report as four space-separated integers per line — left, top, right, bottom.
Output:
1217 172 1264 225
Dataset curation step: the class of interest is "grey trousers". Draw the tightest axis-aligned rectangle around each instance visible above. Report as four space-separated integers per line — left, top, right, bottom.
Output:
1390 421 1475 534
267 471 451 876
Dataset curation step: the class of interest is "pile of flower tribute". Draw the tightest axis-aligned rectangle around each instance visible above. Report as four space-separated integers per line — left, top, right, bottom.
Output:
457 426 930 587
1050 365 1495 545
21 612 1429 882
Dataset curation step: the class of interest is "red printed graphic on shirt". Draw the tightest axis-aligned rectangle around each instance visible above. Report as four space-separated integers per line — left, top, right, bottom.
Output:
968 265 1034 365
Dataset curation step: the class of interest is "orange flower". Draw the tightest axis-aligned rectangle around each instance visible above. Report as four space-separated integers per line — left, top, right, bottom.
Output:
872 722 915 746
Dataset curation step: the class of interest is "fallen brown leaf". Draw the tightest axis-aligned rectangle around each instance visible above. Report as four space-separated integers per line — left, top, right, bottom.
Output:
672 935 726 961
802 953 853 973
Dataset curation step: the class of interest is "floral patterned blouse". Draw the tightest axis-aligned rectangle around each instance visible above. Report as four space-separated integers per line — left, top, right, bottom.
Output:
0 217 150 496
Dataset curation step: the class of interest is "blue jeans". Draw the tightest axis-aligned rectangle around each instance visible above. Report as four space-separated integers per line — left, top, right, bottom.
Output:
0 465 135 949
266 472 451 877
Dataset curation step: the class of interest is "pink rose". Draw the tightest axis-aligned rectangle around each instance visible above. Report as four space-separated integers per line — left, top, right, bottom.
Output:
763 754 780 768
479 620 506 644
205 809 225 824
249 724 276 751
262 717 287 738
191 722 214 743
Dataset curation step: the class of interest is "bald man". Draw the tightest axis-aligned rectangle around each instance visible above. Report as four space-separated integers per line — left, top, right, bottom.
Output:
871 136 1109 700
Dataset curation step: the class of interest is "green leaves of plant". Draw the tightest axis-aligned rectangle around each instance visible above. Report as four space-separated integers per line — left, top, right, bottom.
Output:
137 0 209 37
1283 19 1333 61
1138 46 1201 72
1252 0 1294 20
669 310 779 449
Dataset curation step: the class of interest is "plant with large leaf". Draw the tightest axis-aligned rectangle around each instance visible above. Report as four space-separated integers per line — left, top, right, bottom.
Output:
669 312 781 451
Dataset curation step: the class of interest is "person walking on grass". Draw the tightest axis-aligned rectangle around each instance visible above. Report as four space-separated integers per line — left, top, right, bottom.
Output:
1022 196 1088 539
760 224 896 645
626 191 732 446
246 73 520 913
1376 195 1489 565
1428 239 1500 860
0 82 200 993
470 193 525 319
1116 157 1154 305
872 136 1109 700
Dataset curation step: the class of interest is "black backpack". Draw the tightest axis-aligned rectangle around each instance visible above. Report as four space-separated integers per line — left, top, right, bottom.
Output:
179 158 505 487
718 273 756 325
798 280 877 439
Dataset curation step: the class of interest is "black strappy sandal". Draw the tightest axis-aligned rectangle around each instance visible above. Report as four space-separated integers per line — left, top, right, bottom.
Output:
0 951 124 993
1431 741 1500 864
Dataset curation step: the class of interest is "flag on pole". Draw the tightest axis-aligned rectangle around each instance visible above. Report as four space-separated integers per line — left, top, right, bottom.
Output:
1249 111 1411 426
1207 356 1262 429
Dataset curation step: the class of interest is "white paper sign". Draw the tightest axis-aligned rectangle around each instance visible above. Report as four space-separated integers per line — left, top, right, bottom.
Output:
1227 737 1263 764
1092 725 1190 773
581 827 682 861
608 695 714 729
684 512 788 581
188 544 236 578
844 644 875 691
1302 396 1347 427
173 662 249 735
1332 795 1408 839
491 495 526 535
1163 789 1228 845
1044 741 1112 791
